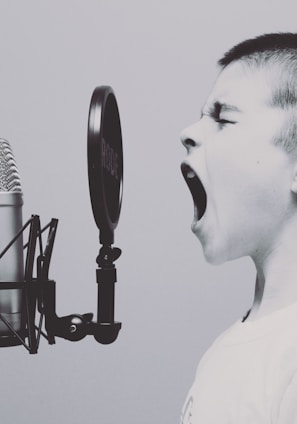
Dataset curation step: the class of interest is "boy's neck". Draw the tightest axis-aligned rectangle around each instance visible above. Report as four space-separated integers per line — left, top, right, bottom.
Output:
248 221 297 321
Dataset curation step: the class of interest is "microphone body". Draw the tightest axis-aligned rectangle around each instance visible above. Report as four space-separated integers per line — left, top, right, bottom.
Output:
0 140 24 338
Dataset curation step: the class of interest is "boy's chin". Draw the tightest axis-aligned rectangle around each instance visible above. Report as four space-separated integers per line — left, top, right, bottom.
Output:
202 244 239 266
197 230 247 265
203 252 226 266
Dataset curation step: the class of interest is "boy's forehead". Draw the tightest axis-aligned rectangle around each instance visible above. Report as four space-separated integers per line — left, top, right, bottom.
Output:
204 61 273 112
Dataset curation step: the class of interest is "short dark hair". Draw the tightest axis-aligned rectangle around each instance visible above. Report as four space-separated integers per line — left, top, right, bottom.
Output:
218 33 297 68
218 33 297 152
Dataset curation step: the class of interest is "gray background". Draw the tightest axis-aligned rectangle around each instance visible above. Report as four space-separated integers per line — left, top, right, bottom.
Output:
0 1 295 423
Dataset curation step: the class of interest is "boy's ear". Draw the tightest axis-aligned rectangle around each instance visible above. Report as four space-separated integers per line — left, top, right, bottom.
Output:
291 163 297 193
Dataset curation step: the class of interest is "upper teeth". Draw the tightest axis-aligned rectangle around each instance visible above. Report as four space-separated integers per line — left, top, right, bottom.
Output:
187 170 196 179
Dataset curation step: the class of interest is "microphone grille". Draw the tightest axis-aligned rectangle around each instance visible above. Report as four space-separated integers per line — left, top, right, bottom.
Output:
0 139 22 192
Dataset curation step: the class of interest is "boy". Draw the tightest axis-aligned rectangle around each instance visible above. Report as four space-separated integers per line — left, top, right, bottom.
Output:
180 33 297 423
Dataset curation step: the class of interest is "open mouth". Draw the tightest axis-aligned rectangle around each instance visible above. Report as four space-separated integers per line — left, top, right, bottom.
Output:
181 163 207 220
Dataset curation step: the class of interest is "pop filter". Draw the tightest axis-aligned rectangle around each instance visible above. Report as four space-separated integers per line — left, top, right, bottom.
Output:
87 86 123 245
87 86 123 344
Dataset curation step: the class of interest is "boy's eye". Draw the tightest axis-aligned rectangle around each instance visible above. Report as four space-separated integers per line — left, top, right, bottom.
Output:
201 102 237 127
210 102 237 126
216 118 230 124
215 118 236 126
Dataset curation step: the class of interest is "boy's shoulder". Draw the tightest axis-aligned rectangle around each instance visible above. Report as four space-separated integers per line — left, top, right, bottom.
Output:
181 303 297 423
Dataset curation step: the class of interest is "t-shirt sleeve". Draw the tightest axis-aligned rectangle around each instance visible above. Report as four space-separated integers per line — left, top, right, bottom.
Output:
277 371 297 423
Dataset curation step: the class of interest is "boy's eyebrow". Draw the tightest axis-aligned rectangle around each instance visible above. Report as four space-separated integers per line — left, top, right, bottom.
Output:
201 101 242 117
217 101 242 113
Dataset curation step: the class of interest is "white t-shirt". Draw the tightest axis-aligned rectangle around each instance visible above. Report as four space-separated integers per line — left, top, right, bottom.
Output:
181 302 297 423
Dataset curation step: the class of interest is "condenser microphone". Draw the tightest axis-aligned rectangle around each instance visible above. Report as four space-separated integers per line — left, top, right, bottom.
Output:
0 139 24 342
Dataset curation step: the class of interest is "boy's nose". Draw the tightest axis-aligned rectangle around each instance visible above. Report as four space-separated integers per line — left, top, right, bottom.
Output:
180 122 202 151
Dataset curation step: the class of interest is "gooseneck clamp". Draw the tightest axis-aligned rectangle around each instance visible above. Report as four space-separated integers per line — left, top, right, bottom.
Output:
0 86 124 353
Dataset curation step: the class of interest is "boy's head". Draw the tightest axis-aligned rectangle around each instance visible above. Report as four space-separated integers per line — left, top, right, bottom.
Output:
181 33 297 266
219 33 297 153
